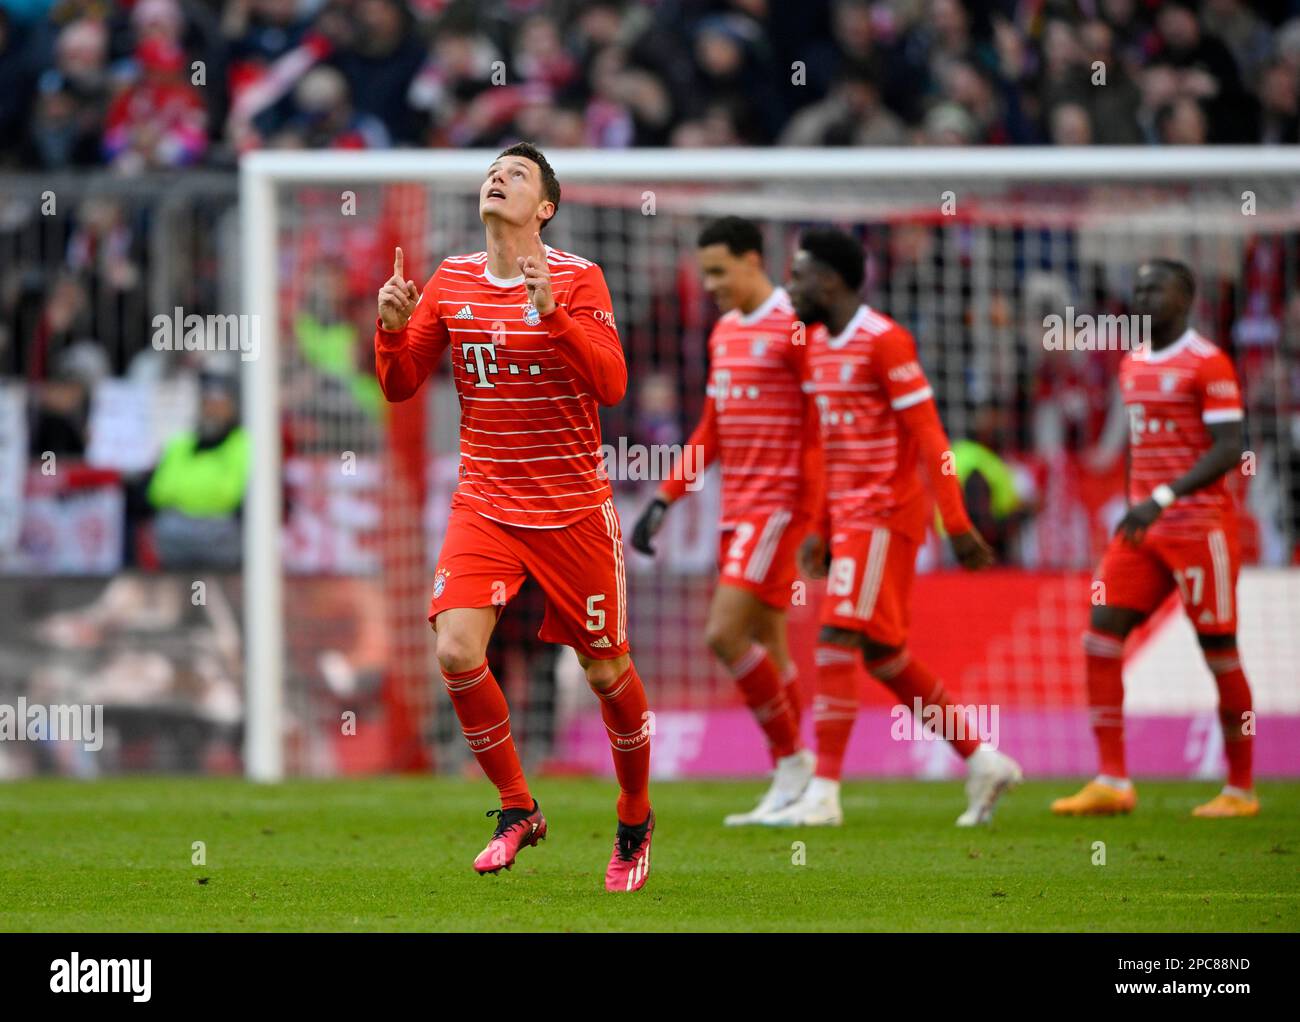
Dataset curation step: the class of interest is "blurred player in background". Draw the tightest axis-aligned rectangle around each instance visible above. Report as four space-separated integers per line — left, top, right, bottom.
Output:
374 142 655 891
631 216 819 825
772 228 1022 828
1054 260 1258 819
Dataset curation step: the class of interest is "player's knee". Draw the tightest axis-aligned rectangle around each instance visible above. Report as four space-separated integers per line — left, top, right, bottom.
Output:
435 629 487 676
581 653 629 691
704 621 747 664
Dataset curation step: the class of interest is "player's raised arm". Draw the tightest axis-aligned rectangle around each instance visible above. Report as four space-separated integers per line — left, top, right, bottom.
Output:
374 246 450 402
879 328 994 570
532 239 627 406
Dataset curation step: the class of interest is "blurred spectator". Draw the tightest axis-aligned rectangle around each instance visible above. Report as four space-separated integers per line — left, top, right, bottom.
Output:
103 37 208 171
0 9 38 166
689 14 783 143
270 65 390 149
1136 62 1181 144
147 371 248 569
30 17 110 168
332 0 425 144
223 0 311 63
1158 96 1210 145
1 0 1299 161
780 63 905 147
409 22 501 146
1155 1 1258 142
1077 18 1143 145
1258 58 1299 144
29 334 107 459
513 12 578 92
921 101 976 145
1202 0 1274 89
1050 102 1092 146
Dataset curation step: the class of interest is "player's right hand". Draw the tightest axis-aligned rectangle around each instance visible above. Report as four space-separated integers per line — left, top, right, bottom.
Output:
949 527 995 571
630 497 668 556
798 533 829 580
378 246 420 330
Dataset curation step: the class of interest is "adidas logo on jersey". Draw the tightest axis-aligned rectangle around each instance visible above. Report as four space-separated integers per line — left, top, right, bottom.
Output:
591 635 612 649
1199 609 1218 625
454 305 474 319
835 600 856 616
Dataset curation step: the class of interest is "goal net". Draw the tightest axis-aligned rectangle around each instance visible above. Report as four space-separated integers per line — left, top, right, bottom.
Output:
241 148 1300 782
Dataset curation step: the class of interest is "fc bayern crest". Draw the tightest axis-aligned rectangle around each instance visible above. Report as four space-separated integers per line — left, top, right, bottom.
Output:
522 303 541 326
433 568 450 599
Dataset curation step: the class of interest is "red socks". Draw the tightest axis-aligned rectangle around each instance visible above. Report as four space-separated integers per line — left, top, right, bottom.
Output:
445 657 654 824
1083 630 1128 779
812 644 859 780
784 660 804 730
727 644 801 761
441 660 532 810
1205 644 1254 790
867 648 981 759
592 661 652 825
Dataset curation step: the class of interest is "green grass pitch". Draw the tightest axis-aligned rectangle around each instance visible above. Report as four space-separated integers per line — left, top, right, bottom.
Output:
1 777 1297 932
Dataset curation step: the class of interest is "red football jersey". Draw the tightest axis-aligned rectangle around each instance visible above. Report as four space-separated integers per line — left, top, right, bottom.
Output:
803 304 940 542
661 287 817 525
1120 328 1243 540
374 246 625 528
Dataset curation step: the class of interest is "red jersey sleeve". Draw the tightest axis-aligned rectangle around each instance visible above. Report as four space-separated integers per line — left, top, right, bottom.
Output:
541 262 627 406
1198 352 1244 425
659 393 718 503
875 328 972 536
374 269 450 402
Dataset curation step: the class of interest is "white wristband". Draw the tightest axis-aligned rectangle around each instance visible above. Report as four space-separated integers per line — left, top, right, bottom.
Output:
1152 484 1177 509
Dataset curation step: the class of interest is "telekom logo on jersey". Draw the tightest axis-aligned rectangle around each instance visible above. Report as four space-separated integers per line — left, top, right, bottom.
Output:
461 340 544 387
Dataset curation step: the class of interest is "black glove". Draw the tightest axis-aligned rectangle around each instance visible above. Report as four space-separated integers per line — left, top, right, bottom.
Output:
630 498 668 555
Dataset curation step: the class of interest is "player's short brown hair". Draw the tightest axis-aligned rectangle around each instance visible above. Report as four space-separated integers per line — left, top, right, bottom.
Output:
497 141 561 232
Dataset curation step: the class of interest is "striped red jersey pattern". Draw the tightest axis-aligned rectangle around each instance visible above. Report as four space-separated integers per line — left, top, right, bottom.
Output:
1120 328 1243 539
803 305 937 542
708 288 813 525
663 287 815 526
374 246 624 528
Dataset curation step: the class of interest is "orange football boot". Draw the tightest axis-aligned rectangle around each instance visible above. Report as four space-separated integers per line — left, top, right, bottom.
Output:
1192 790 1260 818
1051 779 1137 816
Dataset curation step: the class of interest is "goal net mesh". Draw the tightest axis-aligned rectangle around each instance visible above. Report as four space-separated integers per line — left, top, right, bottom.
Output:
265 167 1300 779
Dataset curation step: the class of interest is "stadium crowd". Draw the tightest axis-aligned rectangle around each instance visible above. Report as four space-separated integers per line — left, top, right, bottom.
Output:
2 0 1300 171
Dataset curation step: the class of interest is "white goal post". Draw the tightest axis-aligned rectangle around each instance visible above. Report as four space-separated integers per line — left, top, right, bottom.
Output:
239 146 1300 782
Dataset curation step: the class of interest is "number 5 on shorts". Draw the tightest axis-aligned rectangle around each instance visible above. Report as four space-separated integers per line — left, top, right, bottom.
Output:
586 594 606 631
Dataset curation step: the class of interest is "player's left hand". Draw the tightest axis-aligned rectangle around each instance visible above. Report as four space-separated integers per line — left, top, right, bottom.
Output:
1115 498 1161 545
949 528 995 571
518 232 555 316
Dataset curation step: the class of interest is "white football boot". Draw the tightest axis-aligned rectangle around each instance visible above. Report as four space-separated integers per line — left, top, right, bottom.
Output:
956 745 1023 827
724 748 816 826
757 775 844 827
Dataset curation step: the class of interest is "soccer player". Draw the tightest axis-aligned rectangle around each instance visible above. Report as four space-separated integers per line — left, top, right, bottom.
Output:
767 228 1023 828
374 142 655 891
629 216 818 825
1053 260 1257 818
